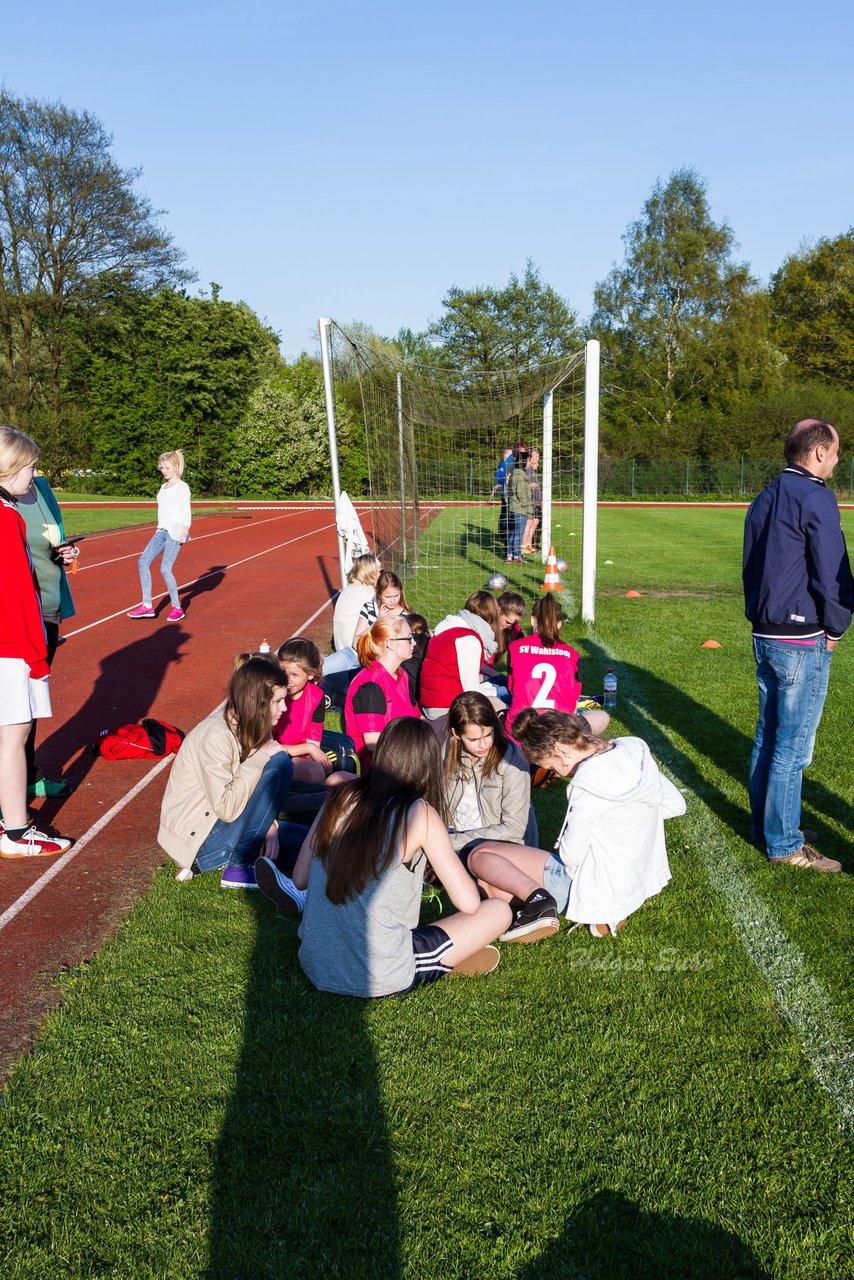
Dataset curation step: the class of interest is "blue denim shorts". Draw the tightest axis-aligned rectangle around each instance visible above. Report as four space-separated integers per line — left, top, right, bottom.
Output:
543 854 572 915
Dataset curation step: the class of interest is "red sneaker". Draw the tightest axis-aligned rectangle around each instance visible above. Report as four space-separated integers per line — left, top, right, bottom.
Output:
0 826 73 859
127 603 155 619
166 606 185 621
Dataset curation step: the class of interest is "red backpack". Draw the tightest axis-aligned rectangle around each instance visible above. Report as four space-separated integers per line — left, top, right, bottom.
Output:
92 718 185 760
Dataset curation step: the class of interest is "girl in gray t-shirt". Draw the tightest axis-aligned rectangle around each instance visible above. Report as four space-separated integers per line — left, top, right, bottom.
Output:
294 718 511 997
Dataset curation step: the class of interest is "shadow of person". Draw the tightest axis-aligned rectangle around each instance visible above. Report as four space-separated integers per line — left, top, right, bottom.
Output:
204 898 401 1279
456 522 507 578
156 564 227 615
519 1189 770 1279
35 624 190 826
581 639 850 868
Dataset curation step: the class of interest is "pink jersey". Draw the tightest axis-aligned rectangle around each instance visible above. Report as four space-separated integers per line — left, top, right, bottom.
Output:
344 660 419 771
274 680 326 747
506 634 581 735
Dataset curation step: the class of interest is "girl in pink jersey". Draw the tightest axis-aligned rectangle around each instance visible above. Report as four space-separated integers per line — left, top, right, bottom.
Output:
506 596 609 739
273 639 333 784
344 616 420 771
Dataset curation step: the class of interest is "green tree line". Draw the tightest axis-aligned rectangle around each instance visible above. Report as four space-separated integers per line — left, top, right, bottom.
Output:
3 89 852 495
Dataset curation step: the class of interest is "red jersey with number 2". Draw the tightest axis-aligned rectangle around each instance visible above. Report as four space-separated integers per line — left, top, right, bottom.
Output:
506 635 581 737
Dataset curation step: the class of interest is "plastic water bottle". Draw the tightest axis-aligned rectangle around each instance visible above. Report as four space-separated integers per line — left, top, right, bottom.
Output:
603 669 617 710
259 639 271 654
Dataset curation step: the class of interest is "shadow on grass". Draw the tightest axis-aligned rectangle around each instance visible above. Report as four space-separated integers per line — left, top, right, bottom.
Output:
205 898 400 1280
521 1189 770 1279
582 639 850 869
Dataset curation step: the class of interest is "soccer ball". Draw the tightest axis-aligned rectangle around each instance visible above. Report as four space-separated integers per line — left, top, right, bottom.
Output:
487 572 508 592
556 558 568 573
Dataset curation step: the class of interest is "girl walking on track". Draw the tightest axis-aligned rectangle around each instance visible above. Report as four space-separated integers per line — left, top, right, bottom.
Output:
128 450 191 621
294 718 512 998
0 426 72 859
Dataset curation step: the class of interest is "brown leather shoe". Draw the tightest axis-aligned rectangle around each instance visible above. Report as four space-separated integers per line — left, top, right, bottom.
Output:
770 844 842 873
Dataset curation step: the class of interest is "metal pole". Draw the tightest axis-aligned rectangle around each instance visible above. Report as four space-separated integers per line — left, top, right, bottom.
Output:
541 388 554 562
631 457 636 499
581 340 600 623
318 318 348 588
396 373 407 562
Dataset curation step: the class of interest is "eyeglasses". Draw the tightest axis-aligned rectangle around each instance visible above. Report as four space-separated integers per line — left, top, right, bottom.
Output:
391 635 416 645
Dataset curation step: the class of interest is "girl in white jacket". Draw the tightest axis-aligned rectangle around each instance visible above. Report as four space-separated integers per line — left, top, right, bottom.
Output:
470 709 685 938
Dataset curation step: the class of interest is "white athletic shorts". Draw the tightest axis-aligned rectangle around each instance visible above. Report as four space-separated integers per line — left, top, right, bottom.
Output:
0 659 52 726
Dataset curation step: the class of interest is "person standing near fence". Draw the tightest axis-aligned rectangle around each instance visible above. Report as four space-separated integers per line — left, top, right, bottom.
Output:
743 419 852 872
127 451 191 622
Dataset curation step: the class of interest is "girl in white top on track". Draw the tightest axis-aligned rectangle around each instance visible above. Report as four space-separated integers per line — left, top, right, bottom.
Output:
466 709 685 940
127 450 192 622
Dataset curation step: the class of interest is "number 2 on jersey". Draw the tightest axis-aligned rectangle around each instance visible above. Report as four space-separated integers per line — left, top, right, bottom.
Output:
531 662 557 709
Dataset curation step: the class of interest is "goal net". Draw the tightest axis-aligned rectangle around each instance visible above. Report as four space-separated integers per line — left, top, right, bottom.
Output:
324 323 598 623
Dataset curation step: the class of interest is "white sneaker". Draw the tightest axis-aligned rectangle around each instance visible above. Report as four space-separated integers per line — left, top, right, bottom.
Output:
0 826 72 859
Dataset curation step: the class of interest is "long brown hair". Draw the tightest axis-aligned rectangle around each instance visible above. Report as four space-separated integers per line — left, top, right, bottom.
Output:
446 691 509 781
375 570 410 611
532 594 563 647
512 707 605 763
276 636 322 680
224 656 287 761
315 718 447 904
464 590 504 655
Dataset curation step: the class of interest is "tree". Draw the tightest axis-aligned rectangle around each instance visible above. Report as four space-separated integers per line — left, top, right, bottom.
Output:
0 90 189 461
82 288 280 493
427 260 580 370
591 169 777 454
770 230 854 390
223 357 367 499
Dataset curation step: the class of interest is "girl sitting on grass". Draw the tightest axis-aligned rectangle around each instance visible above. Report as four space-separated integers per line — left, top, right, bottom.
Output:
344 616 420 772
469 709 685 938
290 718 512 997
418 590 505 726
158 656 308 890
274 638 333 784
506 595 609 738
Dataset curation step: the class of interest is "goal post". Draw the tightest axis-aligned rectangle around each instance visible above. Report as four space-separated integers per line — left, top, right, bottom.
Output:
320 322 600 621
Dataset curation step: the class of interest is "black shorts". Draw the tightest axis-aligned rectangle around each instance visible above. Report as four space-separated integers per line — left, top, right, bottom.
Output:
398 923 454 992
455 839 489 872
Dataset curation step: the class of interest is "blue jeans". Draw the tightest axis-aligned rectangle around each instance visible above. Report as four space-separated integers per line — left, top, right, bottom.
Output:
138 528 183 608
748 636 833 858
195 753 308 872
507 512 525 560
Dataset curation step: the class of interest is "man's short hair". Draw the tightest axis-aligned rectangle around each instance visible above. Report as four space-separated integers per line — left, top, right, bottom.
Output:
784 419 836 465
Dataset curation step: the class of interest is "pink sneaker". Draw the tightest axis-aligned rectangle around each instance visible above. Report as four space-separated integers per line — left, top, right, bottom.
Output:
167 606 185 621
127 603 155 619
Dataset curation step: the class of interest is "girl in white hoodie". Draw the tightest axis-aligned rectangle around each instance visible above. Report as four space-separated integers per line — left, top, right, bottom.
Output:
469 708 685 938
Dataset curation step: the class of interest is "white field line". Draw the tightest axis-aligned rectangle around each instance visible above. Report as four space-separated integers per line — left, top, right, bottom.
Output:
76 510 296 572
596 637 854 1133
62 520 334 641
0 596 334 936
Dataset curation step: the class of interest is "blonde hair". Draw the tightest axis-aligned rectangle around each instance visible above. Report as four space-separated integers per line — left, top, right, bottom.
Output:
0 425 39 482
159 449 185 478
355 616 405 667
347 554 381 586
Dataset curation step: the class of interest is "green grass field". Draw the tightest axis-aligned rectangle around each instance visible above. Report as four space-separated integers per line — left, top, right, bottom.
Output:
0 507 851 1279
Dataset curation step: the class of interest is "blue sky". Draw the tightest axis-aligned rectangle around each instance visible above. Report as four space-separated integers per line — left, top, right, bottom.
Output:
4 0 853 358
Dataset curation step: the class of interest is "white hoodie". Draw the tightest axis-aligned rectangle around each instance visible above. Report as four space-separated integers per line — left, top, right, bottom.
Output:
555 737 685 923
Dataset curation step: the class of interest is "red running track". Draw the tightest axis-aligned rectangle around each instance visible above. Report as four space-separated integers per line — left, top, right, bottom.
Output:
0 505 346 1076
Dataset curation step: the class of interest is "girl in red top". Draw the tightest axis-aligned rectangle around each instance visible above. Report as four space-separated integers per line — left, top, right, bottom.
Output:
506 595 609 738
418 591 505 726
274 638 333 785
344 617 420 771
0 426 72 859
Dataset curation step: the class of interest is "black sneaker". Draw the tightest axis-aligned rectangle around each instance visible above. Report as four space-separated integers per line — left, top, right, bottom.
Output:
499 889 560 943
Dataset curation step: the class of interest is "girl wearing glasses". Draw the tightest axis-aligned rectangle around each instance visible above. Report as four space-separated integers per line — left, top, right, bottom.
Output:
344 616 420 771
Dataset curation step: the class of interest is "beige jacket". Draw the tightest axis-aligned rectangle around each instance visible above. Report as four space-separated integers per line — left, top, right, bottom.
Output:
158 711 270 869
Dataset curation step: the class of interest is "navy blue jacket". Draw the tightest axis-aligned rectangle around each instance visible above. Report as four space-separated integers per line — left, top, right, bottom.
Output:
743 465 853 641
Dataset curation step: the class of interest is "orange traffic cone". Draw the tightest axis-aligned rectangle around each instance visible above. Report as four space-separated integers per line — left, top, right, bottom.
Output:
541 546 562 592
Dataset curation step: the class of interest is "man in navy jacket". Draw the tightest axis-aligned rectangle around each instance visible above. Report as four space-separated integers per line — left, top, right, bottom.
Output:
743 419 852 871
